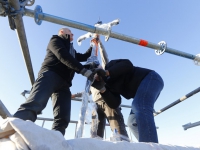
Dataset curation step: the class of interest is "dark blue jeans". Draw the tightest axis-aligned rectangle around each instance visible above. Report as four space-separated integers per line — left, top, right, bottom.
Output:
127 71 164 143
14 71 71 135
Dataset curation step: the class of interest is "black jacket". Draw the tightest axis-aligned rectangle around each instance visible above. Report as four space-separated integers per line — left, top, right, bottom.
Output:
101 59 152 108
39 35 92 86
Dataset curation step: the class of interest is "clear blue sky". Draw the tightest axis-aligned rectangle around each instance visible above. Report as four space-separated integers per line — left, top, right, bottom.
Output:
1 0 200 147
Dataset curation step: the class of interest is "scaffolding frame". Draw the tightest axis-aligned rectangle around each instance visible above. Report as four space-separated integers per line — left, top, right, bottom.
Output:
1 2 200 85
1 0 200 134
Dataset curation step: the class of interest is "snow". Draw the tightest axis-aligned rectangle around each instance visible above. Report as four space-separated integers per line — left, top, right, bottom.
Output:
0 118 199 150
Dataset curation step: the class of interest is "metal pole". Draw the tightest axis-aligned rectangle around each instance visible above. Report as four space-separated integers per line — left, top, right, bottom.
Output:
104 126 106 140
8 0 35 85
42 120 45 127
72 98 132 108
182 121 200 130
128 128 133 142
74 123 77 138
0 100 12 119
154 87 200 116
24 7 200 62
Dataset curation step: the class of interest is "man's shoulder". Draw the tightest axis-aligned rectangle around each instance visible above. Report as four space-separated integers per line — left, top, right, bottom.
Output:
50 35 61 41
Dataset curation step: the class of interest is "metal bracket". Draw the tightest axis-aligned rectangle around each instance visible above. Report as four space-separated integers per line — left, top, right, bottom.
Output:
194 53 200 66
105 25 111 41
95 19 120 42
155 41 167 55
34 5 42 25
26 0 35 6
20 0 35 7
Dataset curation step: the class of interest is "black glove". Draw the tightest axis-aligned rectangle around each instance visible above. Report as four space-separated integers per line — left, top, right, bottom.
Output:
92 68 107 77
91 77 106 92
80 68 94 81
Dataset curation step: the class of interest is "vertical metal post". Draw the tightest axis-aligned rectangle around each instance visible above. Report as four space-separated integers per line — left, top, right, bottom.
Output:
41 120 45 127
104 126 106 140
74 123 77 138
8 0 35 85
128 128 133 142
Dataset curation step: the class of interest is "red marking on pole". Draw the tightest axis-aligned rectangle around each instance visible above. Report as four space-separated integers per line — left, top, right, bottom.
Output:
139 39 148 47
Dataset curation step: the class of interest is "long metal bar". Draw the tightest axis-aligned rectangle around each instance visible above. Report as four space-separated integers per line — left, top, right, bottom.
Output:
41 120 45 127
74 123 77 138
0 100 12 119
182 121 200 130
24 8 200 61
37 117 117 127
154 87 200 116
72 98 132 108
8 0 35 85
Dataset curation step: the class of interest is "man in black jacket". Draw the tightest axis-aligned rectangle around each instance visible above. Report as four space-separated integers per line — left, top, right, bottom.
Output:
14 28 94 135
91 59 164 143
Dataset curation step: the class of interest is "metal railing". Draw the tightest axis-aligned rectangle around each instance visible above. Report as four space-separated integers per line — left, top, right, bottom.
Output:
37 116 132 140
182 121 200 130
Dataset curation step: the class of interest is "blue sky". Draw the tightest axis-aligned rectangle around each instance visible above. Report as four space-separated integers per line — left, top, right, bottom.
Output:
1 0 200 147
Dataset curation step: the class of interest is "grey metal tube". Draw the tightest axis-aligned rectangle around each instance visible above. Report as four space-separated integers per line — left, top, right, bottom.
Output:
8 1 35 85
71 98 132 108
154 87 200 116
37 117 115 126
182 121 200 130
24 8 200 61
0 100 12 119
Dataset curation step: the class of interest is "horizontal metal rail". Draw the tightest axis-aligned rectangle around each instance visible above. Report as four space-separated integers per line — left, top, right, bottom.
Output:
154 87 200 116
182 121 200 130
72 98 132 108
24 6 200 62
37 116 126 127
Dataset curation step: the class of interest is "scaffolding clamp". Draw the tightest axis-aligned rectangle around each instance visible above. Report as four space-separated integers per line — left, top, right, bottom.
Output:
95 19 120 42
155 41 167 55
194 54 200 66
20 0 35 7
34 5 42 25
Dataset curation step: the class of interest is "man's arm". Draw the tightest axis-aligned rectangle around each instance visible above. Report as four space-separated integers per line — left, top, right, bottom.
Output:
75 46 92 62
100 89 121 109
91 77 121 109
49 37 84 73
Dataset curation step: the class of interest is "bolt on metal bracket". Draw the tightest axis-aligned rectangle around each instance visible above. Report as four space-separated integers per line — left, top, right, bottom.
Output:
155 41 167 55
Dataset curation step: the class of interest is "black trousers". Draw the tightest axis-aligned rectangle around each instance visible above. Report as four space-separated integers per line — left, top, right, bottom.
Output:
14 71 71 135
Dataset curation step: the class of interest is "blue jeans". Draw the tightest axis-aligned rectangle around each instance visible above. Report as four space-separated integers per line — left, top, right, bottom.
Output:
14 71 71 135
127 71 164 143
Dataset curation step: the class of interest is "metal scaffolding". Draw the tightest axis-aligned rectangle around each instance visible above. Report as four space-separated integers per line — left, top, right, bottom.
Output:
1 2 200 83
1 0 200 136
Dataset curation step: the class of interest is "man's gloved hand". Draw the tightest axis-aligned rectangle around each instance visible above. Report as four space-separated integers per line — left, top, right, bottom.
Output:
80 68 94 81
92 68 107 77
91 77 106 92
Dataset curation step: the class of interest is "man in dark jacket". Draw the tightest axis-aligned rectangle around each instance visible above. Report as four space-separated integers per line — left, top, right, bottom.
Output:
91 59 164 143
14 28 94 135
